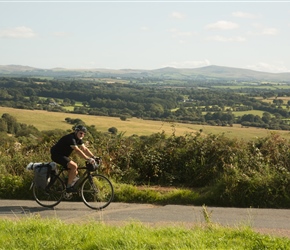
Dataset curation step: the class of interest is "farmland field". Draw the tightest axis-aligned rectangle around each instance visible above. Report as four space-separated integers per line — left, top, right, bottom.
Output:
1 107 290 141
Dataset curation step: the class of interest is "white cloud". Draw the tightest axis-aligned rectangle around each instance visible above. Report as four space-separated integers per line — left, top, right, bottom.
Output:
171 12 186 20
206 35 246 42
261 28 278 36
140 26 149 31
0 26 36 38
250 23 278 36
165 59 211 68
246 62 290 73
178 39 186 44
232 11 260 19
205 21 239 30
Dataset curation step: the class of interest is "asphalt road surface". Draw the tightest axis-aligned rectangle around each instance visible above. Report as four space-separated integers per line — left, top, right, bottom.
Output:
0 200 289 237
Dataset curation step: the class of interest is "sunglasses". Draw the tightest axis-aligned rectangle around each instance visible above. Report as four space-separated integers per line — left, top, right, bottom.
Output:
79 131 86 135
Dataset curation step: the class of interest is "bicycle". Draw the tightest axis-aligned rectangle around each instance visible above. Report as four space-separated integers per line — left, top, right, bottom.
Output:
26 158 114 210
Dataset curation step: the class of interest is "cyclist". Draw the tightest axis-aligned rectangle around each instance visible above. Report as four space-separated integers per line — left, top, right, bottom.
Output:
50 125 96 192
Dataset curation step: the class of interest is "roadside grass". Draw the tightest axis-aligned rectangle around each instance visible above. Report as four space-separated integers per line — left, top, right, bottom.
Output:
113 183 202 205
1 107 290 141
0 217 289 250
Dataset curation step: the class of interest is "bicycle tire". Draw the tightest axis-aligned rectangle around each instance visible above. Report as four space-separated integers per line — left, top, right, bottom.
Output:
81 174 114 210
33 175 65 208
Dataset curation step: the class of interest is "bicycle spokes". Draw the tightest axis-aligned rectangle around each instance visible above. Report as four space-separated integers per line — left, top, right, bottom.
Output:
81 174 114 210
32 175 65 208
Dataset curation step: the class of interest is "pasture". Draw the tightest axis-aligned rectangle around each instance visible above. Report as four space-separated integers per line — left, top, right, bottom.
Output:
1 107 290 140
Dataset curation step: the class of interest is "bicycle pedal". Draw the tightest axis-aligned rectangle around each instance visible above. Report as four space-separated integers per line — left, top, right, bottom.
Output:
63 192 73 200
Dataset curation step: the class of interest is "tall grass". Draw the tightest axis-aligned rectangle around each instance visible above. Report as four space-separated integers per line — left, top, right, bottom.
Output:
113 183 201 205
0 217 289 250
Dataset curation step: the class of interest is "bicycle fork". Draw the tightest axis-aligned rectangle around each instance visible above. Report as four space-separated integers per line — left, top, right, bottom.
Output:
88 175 99 194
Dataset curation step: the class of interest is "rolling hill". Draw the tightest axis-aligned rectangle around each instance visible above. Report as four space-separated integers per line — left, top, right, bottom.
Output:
0 64 290 82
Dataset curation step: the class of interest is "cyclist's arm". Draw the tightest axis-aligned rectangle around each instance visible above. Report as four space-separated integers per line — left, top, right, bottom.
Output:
72 145 92 160
80 144 95 158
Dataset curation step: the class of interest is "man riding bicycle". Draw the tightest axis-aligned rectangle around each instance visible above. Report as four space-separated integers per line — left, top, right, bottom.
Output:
50 125 96 193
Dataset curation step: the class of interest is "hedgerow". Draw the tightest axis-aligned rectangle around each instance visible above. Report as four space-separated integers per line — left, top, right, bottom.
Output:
0 116 290 208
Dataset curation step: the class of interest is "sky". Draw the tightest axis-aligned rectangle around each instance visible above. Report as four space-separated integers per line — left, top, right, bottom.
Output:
0 1 290 73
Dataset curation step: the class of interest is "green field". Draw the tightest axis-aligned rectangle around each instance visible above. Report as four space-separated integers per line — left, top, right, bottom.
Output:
232 110 265 117
1 107 290 140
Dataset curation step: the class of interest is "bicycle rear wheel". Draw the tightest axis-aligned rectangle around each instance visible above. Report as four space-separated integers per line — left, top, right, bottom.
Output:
33 175 65 208
81 174 114 210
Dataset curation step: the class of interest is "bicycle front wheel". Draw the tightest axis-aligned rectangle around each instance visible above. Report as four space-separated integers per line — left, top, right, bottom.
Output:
81 174 114 210
33 175 65 208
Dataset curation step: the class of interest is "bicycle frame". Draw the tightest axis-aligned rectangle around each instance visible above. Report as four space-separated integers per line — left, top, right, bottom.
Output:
50 166 90 189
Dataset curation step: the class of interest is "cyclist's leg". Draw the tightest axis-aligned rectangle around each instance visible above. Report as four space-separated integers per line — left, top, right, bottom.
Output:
51 154 76 187
67 161 78 187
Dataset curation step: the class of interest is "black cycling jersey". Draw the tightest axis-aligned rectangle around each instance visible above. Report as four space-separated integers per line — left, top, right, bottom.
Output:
50 132 83 157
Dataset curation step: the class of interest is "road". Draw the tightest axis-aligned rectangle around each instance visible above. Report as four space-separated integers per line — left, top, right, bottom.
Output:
0 199 289 238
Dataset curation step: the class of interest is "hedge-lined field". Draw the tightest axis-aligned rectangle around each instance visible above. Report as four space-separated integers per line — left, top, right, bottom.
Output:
1 106 290 141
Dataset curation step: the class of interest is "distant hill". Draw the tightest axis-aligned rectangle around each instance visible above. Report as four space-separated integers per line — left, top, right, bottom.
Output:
0 64 290 82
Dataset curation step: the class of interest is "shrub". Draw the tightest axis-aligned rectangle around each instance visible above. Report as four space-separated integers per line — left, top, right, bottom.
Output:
1 116 290 208
108 127 118 134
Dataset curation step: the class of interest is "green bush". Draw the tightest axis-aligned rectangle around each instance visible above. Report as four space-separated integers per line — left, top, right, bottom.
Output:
0 174 32 199
1 115 290 208
214 165 290 208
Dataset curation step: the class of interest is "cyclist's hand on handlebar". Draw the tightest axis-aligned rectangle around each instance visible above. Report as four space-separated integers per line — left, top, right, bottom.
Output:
88 157 96 164
93 156 102 165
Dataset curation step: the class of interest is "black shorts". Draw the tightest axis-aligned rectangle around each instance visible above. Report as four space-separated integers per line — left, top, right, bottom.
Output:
51 154 70 169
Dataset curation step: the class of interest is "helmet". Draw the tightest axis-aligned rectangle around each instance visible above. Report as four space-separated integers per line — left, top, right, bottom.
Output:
74 125 87 133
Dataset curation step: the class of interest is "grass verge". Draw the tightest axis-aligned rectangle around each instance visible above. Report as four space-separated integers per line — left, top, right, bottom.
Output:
0 217 289 250
113 183 204 205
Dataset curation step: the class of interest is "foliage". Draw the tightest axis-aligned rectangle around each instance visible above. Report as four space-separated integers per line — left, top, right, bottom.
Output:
108 127 118 134
0 173 32 199
1 114 290 208
2 76 290 130
113 183 200 205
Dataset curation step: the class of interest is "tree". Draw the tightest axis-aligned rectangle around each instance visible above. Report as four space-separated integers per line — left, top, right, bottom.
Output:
262 112 271 123
1 113 19 134
273 99 283 106
120 115 127 121
108 127 118 134
0 119 8 132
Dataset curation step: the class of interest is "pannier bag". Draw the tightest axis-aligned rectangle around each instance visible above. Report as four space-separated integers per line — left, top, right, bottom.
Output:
26 162 57 189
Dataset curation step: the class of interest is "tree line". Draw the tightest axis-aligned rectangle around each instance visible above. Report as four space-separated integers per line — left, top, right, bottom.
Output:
1 77 290 130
